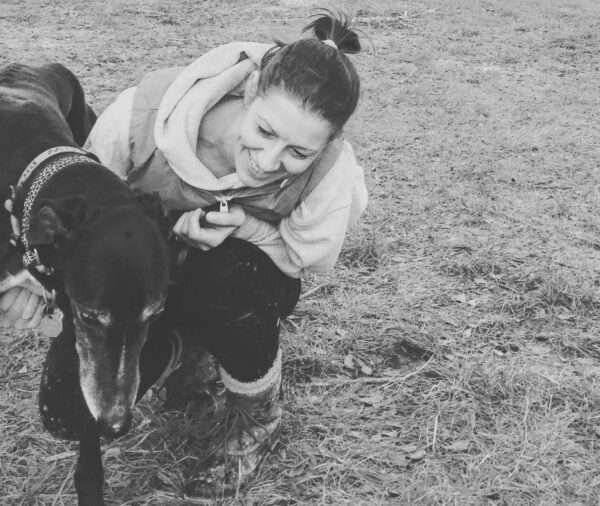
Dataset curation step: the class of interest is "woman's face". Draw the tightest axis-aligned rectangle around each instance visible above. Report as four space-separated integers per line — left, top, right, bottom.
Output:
234 88 334 188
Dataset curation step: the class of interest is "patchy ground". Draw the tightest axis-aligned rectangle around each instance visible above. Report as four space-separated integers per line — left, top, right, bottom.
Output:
1 0 600 504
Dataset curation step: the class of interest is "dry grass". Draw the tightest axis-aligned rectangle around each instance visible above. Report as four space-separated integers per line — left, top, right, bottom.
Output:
1 0 600 504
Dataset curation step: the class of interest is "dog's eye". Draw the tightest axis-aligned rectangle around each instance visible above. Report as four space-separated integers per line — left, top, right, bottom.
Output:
79 312 100 326
148 307 164 322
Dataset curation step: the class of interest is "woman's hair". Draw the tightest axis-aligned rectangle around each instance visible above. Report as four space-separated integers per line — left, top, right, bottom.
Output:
258 10 362 135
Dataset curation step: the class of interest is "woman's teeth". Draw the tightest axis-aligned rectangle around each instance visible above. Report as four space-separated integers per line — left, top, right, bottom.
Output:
249 154 263 175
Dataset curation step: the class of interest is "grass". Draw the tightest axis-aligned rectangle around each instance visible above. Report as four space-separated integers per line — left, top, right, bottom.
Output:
1 0 600 504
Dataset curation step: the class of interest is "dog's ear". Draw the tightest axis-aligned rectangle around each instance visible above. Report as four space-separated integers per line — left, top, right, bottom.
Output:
28 195 88 249
133 191 170 237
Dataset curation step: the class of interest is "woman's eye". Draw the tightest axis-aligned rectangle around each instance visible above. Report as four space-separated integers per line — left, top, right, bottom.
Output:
80 312 99 326
291 148 309 160
258 126 273 137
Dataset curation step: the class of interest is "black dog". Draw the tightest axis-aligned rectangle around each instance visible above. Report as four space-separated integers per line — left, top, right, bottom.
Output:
0 63 171 505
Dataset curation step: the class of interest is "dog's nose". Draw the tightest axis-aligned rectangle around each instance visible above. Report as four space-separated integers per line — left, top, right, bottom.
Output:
96 411 132 438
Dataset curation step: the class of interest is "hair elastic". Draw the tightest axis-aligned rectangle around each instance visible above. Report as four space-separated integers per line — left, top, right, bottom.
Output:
323 39 338 49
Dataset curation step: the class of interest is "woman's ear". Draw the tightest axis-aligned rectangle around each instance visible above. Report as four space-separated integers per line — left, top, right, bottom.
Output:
244 70 260 106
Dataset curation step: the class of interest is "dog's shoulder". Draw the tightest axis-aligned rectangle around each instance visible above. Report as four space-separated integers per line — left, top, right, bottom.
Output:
0 62 96 148
0 63 59 113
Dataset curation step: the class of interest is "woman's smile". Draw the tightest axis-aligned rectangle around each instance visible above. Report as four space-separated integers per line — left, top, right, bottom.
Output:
234 90 333 188
248 150 267 178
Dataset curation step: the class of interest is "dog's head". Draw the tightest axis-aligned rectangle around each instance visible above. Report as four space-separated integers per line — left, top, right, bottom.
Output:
31 191 169 437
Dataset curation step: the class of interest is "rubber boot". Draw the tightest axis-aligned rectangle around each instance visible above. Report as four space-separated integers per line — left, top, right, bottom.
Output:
186 349 282 498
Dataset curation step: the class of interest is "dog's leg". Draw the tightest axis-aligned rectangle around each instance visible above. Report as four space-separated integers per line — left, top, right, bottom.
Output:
74 417 105 506
39 328 90 440
39 328 105 504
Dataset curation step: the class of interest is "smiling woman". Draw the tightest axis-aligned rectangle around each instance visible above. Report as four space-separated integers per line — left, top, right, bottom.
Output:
235 89 333 186
84 9 368 497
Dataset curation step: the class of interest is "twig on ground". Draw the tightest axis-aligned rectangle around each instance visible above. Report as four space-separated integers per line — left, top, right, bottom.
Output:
45 450 76 463
298 356 434 387
299 283 330 299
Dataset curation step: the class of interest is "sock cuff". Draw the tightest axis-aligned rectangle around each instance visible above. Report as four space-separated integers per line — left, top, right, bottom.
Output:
219 348 282 397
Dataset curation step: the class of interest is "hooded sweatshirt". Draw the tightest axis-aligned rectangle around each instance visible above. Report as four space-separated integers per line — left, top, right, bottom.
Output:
85 42 368 278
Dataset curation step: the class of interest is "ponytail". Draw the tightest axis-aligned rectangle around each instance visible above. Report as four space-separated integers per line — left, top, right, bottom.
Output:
303 10 361 55
257 10 362 135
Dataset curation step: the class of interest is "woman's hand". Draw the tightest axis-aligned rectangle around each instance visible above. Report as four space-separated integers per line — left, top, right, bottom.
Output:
0 286 46 329
172 204 245 251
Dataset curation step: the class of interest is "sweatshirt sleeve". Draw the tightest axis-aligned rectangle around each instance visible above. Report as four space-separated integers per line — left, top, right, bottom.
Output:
84 87 137 178
232 141 368 278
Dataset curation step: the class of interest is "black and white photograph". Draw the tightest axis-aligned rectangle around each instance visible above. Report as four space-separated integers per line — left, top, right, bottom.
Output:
0 0 599 504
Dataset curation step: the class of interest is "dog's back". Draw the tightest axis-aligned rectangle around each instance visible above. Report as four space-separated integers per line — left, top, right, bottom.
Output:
0 63 97 180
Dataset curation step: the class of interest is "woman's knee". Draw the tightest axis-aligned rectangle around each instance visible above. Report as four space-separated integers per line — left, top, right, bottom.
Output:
176 238 298 318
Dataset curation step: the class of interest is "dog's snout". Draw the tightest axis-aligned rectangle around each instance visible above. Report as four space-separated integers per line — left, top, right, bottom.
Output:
96 409 132 438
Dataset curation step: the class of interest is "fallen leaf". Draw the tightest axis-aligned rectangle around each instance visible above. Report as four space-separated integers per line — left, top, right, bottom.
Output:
398 443 418 453
409 449 426 460
527 343 552 355
309 424 328 435
348 430 365 439
104 447 121 459
358 393 383 405
361 364 373 376
390 453 410 467
343 354 354 369
452 293 468 303
444 440 472 452
557 312 575 320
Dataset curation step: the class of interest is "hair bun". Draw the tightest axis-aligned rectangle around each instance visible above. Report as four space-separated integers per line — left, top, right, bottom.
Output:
303 10 361 55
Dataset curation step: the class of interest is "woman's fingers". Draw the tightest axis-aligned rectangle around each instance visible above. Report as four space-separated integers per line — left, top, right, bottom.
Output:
0 287 46 329
185 208 204 237
204 204 245 227
7 288 32 320
172 207 242 250
0 287 21 312
21 290 41 320
24 299 45 329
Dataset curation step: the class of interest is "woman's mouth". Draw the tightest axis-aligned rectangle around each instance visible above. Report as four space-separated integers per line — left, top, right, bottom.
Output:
248 151 265 178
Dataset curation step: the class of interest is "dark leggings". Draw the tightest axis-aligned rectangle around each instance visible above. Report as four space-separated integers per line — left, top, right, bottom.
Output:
166 237 300 381
40 238 301 439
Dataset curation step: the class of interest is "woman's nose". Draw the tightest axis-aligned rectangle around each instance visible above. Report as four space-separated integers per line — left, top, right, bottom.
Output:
256 145 283 173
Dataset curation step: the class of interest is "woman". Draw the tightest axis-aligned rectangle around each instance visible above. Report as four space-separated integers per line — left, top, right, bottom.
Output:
17 11 367 495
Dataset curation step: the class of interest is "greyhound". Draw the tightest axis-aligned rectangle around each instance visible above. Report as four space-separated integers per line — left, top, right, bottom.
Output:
0 62 172 505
